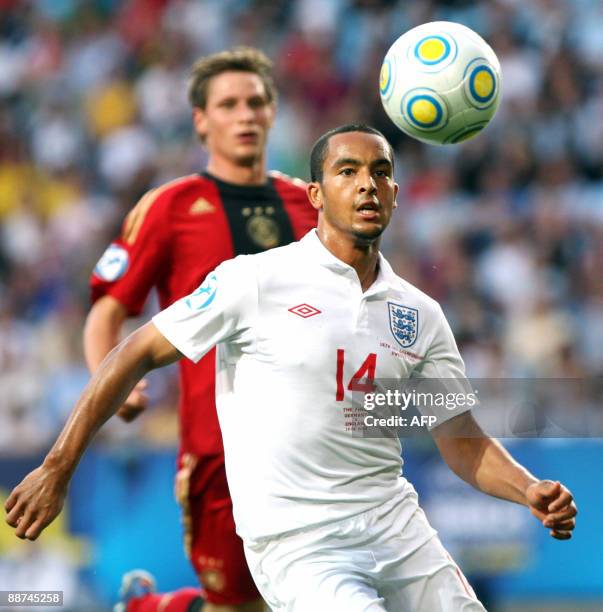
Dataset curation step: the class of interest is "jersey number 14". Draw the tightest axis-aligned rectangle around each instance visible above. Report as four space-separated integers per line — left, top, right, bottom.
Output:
335 349 377 401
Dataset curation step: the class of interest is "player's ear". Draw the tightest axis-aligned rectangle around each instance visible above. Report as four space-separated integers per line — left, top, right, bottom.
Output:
393 182 399 209
192 107 208 141
307 182 323 212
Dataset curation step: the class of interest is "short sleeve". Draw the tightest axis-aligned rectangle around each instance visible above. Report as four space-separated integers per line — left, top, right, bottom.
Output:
410 303 475 427
90 189 171 315
152 256 257 363
414 304 466 379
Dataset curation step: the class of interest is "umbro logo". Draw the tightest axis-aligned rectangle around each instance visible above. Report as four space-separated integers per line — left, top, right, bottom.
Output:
288 303 321 318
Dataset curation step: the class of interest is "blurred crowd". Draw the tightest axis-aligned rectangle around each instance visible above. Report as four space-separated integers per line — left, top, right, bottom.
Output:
0 0 602 453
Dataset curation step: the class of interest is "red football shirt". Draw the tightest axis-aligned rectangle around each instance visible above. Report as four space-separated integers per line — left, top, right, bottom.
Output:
91 171 317 457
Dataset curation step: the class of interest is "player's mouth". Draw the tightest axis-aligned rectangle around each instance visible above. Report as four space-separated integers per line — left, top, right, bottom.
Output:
236 131 259 144
356 200 381 220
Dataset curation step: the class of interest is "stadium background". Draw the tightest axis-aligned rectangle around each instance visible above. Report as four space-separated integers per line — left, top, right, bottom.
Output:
0 0 601 610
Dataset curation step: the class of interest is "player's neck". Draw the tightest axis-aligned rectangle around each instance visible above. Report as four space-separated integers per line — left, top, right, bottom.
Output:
317 228 380 292
354 251 380 292
206 156 267 186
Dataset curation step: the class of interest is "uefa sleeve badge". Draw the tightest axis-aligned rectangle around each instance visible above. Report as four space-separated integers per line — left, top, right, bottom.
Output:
94 244 130 282
185 273 218 311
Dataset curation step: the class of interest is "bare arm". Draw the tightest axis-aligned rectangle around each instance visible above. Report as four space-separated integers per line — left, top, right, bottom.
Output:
5 322 180 540
84 295 128 370
84 295 149 421
433 413 537 504
433 412 577 539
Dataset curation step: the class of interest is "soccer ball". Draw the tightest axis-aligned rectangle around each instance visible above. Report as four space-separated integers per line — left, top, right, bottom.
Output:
379 21 501 145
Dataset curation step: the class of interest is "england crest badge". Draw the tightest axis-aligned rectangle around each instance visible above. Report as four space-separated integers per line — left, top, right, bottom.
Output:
388 302 418 348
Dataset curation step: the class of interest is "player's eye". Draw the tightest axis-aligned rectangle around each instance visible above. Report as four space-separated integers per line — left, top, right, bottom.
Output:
375 169 389 177
248 97 266 109
340 168 355 176
219 99 237 108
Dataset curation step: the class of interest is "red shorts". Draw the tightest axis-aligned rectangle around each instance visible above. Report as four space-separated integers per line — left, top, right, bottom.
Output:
175 453 260 606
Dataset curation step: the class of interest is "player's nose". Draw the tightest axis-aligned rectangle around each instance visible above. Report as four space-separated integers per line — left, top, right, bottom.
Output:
357 168 377 193
238 102 257 123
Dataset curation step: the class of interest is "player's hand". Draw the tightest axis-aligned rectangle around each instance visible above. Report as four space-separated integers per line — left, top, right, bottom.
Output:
174 453 198 505
4 465 69 541
526 480 577 540
116 379 149 422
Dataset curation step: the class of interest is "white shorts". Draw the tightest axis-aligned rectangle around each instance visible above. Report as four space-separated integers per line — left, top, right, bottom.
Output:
244 487 485 612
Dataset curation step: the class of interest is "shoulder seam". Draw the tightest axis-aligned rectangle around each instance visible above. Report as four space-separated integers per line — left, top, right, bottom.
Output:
268 170 307 189
123 175 198 245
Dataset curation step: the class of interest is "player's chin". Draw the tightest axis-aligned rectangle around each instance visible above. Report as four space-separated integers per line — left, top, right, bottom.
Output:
233 142 264 165
351 221 386 242
233 150 262 167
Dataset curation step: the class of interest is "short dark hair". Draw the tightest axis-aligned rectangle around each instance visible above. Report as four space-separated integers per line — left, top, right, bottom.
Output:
188 46 277 109
309 124 394 183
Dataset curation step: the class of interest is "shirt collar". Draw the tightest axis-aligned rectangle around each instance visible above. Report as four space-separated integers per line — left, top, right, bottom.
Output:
300 229 401 296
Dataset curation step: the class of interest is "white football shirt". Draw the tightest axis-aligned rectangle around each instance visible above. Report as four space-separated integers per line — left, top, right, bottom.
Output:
153 230 471 544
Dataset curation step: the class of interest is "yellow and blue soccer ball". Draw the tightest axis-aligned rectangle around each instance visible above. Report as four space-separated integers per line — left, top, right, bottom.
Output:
380 21 501 145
